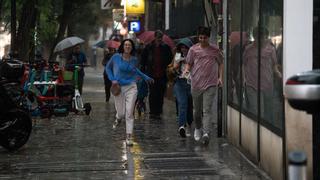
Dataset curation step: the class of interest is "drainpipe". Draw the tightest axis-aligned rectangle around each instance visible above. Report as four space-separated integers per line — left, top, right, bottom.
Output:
222 0 228 137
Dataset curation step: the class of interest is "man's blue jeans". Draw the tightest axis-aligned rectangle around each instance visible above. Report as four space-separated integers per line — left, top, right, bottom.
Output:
173 78 193 127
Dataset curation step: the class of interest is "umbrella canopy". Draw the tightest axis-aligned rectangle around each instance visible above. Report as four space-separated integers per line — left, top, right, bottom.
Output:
107 40 121 49
137 31 175 49
93 40 121 49
54 36 84 53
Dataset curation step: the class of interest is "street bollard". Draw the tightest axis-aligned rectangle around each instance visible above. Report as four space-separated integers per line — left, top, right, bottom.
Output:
288 151 307 180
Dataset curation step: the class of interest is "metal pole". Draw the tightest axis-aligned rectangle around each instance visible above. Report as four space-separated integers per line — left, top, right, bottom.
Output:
222 0 228 137
313 112 320 179
288 151 307 180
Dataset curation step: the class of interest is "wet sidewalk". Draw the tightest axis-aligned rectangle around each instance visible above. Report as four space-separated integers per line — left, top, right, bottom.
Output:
0 68 271 179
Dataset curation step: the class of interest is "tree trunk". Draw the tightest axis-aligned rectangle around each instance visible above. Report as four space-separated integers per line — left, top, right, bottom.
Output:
16 0 37 61
0 0 4 22
49 1 73 61
10 0 16 53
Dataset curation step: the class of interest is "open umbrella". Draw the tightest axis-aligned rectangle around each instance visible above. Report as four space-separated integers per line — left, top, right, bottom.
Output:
137 31 175 49
54 36 84 53
93 40 121 49
106 40 121 49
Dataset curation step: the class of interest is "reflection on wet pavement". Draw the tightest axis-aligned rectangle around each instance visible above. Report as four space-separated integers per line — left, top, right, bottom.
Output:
0 68 271 179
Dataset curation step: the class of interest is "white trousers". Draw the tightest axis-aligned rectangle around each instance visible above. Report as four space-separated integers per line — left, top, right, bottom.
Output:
113 83 137 134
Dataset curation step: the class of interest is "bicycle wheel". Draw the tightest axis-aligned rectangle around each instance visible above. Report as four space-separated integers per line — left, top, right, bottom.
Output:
0 109 32 151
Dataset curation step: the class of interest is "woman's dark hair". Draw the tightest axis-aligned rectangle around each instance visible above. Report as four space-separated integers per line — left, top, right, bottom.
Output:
118 39 136 55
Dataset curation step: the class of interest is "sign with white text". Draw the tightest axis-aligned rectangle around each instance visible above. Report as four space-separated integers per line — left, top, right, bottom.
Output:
128 21 141 32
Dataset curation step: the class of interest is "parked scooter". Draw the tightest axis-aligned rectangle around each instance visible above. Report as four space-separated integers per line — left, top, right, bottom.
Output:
0 60 32 151
71 65 91 115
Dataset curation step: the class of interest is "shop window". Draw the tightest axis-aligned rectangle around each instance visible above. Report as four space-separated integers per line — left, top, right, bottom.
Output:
227 0 284 133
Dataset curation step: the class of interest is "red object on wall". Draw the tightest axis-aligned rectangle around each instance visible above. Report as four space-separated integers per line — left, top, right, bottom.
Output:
213 0 220 3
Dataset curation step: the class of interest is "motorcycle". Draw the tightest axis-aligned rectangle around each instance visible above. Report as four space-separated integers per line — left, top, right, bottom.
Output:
0 59 32 151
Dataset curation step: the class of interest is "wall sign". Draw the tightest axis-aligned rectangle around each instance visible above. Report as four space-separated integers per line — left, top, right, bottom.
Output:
128 21 141 32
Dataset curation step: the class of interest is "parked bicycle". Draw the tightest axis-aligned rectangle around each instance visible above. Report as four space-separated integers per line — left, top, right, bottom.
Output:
0 59 32 151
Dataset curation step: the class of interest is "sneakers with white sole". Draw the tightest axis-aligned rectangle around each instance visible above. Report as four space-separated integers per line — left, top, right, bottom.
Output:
126 138 133 146
194 128 201 141
179 126 186 138
202 133 210 145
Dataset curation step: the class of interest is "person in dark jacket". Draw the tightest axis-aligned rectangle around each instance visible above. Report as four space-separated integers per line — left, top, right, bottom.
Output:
140 30 173 118
102 47 116 102
173 38 194 137
66 45 87 94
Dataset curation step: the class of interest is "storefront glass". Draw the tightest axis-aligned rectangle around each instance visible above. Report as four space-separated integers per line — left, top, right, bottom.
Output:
259 0 283 130
227 0 242 107
227 0 284 133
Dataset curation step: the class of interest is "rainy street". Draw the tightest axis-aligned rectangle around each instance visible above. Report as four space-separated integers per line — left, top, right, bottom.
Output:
0 68 270 180
0 0 319 178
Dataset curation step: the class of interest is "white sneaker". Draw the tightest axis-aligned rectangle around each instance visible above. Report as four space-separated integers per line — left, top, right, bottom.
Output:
194 128 201 141
126 138 133 146
202 133 210 145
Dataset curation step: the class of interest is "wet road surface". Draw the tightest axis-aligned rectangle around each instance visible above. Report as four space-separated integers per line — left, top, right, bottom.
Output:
0 68 271 179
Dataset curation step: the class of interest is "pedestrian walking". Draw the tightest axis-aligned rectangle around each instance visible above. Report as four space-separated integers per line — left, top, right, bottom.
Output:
135 78 148 118
172 38 194 137
184 26 224 145
102 47 117 102
66 44 87 94
140 30 173 118
106 39 153 146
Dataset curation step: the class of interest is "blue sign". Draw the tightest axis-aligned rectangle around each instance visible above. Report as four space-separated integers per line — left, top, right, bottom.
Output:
128 21 141 32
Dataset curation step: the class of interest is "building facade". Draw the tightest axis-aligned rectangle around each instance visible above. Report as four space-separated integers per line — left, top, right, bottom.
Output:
145 0 206 38
142 0 319 179
225 0 319 179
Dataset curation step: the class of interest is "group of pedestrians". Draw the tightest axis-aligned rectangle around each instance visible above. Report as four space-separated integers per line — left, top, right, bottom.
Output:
103 26 223 146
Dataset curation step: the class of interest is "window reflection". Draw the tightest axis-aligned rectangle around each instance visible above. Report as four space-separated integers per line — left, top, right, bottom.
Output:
260 0 284 129
243 27 282 125
227 0 242 105
227 0 284 132
241 0 259 116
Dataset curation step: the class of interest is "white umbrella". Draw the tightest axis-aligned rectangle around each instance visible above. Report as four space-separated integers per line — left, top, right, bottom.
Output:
54 36 85 52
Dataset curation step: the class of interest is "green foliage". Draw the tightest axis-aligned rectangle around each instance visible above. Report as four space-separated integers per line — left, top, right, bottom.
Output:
1 0 113 50
36 0 58 43
69 0 110 39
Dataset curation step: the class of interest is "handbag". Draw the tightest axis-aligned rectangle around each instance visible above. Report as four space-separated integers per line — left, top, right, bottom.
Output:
110 83 121 96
